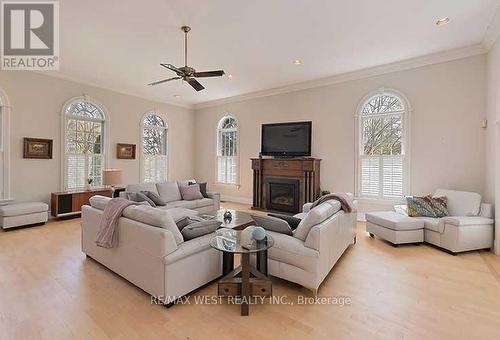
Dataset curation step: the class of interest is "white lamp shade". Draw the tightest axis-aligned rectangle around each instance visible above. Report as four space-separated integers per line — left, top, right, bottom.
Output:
103 169 123 186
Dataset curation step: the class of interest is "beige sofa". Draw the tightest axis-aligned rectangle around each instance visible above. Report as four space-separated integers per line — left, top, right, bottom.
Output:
122 180 220 213
265 198 357 293
81 197 222 303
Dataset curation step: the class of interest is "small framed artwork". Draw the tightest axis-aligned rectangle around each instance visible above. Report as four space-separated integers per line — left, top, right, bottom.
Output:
23 138 53 159
117 143 136 159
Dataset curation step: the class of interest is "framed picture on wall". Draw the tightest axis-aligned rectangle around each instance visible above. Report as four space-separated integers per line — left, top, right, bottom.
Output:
23 138 53 159
117 143 136 159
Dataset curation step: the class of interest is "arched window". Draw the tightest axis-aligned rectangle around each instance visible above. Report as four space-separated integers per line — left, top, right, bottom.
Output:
217 116 239 184
63 98 106 190
142 113 168 182
357 90 409 199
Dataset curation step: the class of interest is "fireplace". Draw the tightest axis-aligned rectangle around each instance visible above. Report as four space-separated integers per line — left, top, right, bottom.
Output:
265 178 300 213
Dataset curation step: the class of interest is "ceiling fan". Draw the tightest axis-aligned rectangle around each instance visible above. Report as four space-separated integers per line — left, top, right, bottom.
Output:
148 26 225 92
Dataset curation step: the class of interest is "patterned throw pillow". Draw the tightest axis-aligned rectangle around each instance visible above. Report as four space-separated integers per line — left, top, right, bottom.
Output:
405 196 436 217
428 195 449 218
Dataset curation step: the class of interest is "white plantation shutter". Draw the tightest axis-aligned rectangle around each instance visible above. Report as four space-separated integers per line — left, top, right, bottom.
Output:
360 157 380 196
217 117 239 185
382 156 403 197
357 91 408 199
144 155 168 183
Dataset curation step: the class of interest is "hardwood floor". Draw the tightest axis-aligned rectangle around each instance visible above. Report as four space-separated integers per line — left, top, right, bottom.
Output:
1 202 500 339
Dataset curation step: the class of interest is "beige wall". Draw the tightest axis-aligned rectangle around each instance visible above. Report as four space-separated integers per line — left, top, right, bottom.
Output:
485 35 500 254
195 55 487 205
0 71 195 203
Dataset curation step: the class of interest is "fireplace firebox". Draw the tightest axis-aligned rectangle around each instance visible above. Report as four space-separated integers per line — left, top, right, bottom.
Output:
265 178 300 213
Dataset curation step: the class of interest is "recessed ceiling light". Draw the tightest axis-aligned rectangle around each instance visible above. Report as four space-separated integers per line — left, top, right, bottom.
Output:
436 17 450 26
293 59 302 65
173 94 181 98
227 74 233 79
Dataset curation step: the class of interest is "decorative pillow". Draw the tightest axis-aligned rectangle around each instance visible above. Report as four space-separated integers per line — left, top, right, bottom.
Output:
251 214 293 236
405 196 436 217
190 181 208 198
294 200 341 241
180 184 203 201
175 215 204 231
268 213 302 230
181 220 221 240
394 204 408 216
428 195 448 218
126 192 155 207
140 190 166 206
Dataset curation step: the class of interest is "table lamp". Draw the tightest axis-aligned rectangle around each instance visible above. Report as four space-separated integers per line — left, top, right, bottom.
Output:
103 169 123 189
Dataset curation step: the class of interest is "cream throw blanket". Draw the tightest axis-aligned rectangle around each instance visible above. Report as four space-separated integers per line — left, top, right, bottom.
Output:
96 198 139 248
310 192 357 213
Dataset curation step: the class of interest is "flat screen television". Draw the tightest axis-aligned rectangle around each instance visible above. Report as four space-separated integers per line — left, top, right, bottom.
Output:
261 121 312 157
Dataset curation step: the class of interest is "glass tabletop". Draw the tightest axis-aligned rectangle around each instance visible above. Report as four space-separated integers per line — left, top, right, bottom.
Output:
210 229 274 254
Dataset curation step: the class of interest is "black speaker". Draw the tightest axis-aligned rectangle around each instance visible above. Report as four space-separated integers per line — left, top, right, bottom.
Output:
57 194 72 214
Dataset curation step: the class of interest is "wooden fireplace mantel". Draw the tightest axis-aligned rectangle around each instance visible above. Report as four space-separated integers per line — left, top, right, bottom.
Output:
251 157 321 213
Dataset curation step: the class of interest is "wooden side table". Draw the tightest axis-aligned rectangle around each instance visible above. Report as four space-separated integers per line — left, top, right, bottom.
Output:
51 187 112 218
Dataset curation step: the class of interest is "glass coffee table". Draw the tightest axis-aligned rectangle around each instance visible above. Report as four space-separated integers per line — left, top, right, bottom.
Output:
210 229 274 316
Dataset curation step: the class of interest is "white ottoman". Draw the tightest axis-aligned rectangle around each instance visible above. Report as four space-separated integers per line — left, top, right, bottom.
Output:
366 211 424 245
0 202 49 229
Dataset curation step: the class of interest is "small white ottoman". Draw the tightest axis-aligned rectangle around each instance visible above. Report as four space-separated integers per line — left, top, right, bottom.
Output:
0 202 49 229
366 211 424 245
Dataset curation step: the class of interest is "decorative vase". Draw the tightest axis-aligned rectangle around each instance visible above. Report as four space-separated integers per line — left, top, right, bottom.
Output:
223 210 232 222
251 226 266 241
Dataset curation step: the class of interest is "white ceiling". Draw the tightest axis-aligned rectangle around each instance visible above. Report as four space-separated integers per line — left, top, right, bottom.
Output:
56 0 499 106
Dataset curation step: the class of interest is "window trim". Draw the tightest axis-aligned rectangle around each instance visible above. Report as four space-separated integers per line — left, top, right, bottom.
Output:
215 114 240 187
60 95 110 191
139 111 169 183
0 87 11 201
354 88 411 201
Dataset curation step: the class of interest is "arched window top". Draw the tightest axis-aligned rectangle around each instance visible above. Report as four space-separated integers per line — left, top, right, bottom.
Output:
143 113 167 128
218 116 238 130
65 99 105 120
361 93 405 116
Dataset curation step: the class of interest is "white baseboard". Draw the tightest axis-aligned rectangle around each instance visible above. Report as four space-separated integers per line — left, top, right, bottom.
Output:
221 195 253 205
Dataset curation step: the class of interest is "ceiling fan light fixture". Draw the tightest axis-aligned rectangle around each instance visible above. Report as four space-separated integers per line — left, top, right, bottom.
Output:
436 17 450 26
293 59 302 65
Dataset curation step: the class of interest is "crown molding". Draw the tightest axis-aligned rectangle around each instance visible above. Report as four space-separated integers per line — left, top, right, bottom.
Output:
194 44 487 110
482 5 500 50
31 71 194 110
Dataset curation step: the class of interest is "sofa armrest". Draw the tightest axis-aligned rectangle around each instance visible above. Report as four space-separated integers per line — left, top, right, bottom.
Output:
480 203 494 218
304 225 320 251
206 191 220 210
303 202 313 213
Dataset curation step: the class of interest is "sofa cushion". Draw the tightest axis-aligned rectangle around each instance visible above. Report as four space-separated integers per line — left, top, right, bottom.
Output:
122 205 184 245
366 211 424 231
268 213 302 230
433 189 481 216
166 200 197 209
251 214 293 236
126 183 158 195
180 184 204 201
140 191 166 206
413 217 441 232
181 220 221 241
267 231 319 271
156 181 182 203
163 232 213 265
0 202 48 217
195 198 213 208
293 200 341 241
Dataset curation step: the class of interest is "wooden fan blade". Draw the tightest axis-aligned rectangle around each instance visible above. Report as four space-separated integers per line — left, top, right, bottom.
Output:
160 63 184 76
185 77 205 91
193 70 225 78
148 76 181 86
